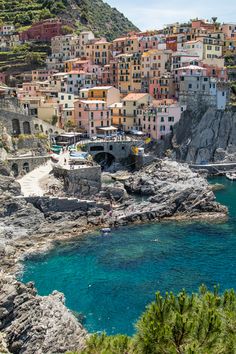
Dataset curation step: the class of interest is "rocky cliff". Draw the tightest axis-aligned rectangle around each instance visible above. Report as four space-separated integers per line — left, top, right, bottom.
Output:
0 276 88 354
157 107 236 164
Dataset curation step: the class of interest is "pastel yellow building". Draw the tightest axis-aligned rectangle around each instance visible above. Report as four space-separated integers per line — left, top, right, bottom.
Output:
80 86 120 106
117 53 142 94
121 93 151 131
85 39 112 65
109 102 123 127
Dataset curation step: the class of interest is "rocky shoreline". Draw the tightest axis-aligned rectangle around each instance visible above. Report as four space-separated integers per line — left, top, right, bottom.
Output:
0 159 228 353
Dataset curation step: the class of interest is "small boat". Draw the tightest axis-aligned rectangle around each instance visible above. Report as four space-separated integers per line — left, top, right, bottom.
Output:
226 173 236 181
100 228 111 235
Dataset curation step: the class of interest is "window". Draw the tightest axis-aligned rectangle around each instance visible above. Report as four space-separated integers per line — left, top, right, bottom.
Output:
188 84 192 89
161 117 164 122
160 125 165 131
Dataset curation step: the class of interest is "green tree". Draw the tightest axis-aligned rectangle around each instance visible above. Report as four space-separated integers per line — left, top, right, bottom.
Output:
25 52 44 66
134 286 236 353
79 287 236 354
51 115 58 126
61 25 74 35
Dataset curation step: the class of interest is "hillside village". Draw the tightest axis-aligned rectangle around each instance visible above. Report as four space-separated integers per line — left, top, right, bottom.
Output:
0 17 235 144
1 9 236 354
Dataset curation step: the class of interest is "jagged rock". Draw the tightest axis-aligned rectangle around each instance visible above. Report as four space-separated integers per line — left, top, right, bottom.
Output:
0 161 10 176
101 182 129 202
124 159 227 218
0 275 88 354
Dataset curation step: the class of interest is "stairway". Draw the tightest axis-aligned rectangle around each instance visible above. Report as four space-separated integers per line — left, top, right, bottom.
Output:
18 161 52 197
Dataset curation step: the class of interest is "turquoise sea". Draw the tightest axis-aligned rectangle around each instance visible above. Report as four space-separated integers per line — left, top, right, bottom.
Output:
20 177 236 335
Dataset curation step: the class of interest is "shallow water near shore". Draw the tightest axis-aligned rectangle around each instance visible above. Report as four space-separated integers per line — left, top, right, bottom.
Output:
20 177 236 335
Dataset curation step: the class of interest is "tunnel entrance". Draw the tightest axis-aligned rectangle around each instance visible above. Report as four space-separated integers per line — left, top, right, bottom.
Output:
93 152 115 170
11 163 19 177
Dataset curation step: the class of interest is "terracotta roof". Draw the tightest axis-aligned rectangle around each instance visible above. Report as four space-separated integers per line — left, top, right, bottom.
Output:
123 93 148 101
113 37 127 42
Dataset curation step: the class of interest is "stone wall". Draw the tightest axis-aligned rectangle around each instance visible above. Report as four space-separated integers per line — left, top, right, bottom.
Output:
7 155 50 177
53 165 102 197
0 108 62 136
86 140 139 162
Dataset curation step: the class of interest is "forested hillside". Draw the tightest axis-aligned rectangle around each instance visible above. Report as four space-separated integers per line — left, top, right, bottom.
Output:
0 0 139 40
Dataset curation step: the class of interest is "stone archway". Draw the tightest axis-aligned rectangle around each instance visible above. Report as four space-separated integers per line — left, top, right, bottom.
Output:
23 162 30 174
23 121 31 135
11 163 19 177
93 152 115 170
12 119 21 135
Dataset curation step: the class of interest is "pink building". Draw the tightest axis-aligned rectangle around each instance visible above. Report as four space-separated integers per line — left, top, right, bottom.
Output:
201 62 228 81
138 34 160 53
222 23 236 38
20 19 63 42
149 74 175 100
74 99 112 137
138 99 186 140
32 69 57 81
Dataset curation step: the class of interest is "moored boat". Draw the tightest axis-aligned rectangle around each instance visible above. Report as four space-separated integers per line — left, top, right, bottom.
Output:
226 172 236 181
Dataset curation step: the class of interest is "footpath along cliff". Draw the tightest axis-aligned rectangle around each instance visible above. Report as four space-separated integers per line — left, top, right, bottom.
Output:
0 159 227 353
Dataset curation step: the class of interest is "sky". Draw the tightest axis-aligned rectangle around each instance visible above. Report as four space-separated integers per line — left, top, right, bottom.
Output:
106 0 236 31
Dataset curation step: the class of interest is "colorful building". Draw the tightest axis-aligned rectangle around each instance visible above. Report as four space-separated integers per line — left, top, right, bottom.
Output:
20 19 63 42
117 53 142 94
74 99 112 136
121 92 151 131
138 99 186 140
80 86 120 106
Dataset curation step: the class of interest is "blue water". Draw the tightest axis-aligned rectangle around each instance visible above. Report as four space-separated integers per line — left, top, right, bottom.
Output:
20 177 236 335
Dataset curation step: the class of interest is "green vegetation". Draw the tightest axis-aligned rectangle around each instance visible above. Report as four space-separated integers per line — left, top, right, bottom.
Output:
77 286 236 354
75 0 139 41
0 42 50 74
0 0 138 40
0 0 66 26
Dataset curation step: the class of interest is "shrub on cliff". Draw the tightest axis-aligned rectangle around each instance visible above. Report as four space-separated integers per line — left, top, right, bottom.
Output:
79 286 236 354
